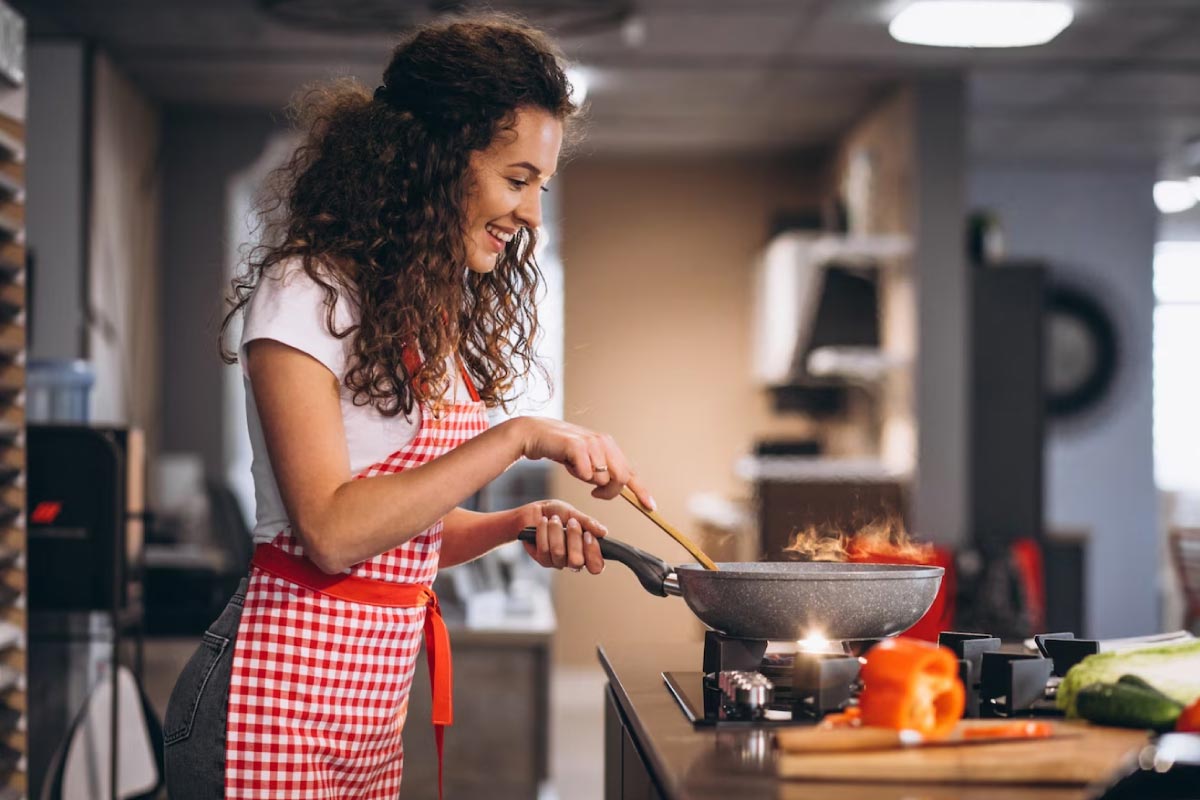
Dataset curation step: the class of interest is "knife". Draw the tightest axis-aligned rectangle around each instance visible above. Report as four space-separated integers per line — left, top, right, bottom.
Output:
775 720 1057 753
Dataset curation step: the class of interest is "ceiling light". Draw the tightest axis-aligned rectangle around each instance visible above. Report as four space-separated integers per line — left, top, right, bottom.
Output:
621 15 647 47
1154 181 1196 214
889 1 1074 48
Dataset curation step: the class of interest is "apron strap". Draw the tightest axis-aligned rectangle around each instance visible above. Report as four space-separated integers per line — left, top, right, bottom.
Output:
251 544 453 799
454 354 482 404
400 344 483 404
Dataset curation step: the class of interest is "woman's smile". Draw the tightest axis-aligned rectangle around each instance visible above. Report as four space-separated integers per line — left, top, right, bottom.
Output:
484 222 516 253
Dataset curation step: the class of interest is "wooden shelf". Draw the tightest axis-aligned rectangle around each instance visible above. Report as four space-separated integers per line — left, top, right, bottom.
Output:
0 325 20 360
0 174 19 205
0 403 21 428
0 773 24 796
0 364 19 396
0 242 21 280
1 691 24 716
0 608 21 631
0 570 22 596
0 130 21 167
0 283 21 316
0 213 20 245
0 532 20 554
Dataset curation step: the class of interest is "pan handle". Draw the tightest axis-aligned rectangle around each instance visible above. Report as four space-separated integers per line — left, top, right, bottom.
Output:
517 526 674 597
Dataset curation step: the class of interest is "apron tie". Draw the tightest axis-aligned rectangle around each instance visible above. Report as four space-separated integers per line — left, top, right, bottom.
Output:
251 544 454 799
423 588 452 798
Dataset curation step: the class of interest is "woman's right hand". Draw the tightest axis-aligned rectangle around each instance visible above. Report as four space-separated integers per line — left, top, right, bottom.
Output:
511 416 656 509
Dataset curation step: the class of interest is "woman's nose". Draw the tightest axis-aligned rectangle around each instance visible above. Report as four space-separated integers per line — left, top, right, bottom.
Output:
515 191 543 230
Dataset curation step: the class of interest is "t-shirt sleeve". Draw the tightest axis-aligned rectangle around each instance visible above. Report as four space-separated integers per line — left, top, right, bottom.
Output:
239 260 355 379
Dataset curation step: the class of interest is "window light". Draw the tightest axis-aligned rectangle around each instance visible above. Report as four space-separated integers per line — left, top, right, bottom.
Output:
889 1 1074 48
566 66 590 106
1155 181 1197 215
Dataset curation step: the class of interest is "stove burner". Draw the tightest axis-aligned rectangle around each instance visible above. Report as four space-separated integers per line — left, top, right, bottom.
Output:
938 631 1060 717
715 671 774 718
939 631 1002 717
667 628 1091 728
701 632 767 673
664 671 799 727
665 632 864 726
792 651 861 715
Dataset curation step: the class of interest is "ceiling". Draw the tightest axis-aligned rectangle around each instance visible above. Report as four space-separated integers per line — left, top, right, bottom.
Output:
15 0 1200 169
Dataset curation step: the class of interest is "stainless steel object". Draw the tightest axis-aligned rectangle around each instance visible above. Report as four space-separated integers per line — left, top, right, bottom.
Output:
716 671 774 715
517 528 943 641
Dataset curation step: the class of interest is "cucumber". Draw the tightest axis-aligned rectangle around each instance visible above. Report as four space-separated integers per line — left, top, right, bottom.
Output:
1075 680 1184 732
1116 674 1177 699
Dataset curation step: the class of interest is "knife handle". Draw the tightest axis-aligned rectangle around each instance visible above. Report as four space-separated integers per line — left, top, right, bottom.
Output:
776 727 905 753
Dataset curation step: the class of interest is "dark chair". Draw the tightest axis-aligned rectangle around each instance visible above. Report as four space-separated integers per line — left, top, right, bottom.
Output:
205 479 255 576
143 480 254 636
1169 527 1200 632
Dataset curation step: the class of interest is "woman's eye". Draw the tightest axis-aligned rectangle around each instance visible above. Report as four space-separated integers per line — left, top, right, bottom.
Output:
507 178 527 190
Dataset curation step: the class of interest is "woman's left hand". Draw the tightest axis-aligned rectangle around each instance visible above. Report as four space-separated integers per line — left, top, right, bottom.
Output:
519 500 606 574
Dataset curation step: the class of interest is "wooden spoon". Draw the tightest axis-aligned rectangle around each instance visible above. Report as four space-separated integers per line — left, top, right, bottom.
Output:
619 486 720 570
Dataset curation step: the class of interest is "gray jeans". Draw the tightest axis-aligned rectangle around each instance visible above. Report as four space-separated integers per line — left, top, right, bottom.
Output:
162 579 247 800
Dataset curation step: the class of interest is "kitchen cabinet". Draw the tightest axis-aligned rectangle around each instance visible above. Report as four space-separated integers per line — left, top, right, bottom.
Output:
605 685 663 800
752 232 910 387
402 628 551 799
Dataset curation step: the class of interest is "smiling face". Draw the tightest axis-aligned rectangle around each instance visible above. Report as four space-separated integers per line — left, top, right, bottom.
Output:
463 107 563 274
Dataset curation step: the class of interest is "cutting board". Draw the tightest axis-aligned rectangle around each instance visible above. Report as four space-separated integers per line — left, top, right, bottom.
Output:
776 720 1148 785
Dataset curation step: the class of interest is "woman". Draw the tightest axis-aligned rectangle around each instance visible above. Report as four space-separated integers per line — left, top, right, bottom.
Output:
163 15 653 798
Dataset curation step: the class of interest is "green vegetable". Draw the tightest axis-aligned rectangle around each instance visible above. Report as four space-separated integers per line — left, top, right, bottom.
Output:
1074 680 1183 731
1057 640 1200 717
1115 674 1172 697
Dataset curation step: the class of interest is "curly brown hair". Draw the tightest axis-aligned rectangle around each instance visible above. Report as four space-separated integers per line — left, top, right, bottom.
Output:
220 14 581 416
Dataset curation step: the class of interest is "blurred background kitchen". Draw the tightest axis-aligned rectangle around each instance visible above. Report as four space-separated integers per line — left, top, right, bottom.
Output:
0 0 1198 797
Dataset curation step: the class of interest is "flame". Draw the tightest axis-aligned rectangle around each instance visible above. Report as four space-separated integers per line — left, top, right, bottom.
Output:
783 515 934 564
796 632 831 653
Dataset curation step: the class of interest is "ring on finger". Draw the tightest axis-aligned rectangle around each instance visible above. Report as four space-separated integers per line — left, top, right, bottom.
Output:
594 465 608 472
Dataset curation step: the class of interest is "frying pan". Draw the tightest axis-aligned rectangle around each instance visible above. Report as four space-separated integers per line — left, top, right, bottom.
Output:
518 528 943 641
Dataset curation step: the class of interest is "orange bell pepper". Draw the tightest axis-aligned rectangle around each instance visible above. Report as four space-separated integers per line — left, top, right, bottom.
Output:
858 636 965 740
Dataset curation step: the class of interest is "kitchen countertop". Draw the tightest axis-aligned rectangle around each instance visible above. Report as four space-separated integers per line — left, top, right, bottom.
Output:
597 641 1123 800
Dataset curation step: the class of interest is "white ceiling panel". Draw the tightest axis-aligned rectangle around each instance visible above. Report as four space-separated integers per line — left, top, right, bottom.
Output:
15 0 1200 161
1076 71 1200 108
613 10 805 57
970 71 1093 109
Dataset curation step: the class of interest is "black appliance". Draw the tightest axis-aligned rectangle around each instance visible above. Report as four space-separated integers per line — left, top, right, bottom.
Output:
26 424 157 798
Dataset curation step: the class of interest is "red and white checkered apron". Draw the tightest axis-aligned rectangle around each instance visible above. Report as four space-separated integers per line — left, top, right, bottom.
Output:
225 359 488 799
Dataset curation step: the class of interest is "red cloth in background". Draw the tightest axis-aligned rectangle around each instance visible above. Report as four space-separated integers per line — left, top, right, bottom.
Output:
1010 537 1046 633
848 546 956 642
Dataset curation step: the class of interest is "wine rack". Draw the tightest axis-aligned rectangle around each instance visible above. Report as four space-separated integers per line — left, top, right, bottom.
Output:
0 2 25 795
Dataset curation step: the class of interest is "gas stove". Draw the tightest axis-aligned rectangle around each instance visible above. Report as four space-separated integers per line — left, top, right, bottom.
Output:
665 629 1193 727
665 632 860 726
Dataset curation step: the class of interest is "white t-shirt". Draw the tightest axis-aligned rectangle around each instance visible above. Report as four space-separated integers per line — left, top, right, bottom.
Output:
240 258 471 544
